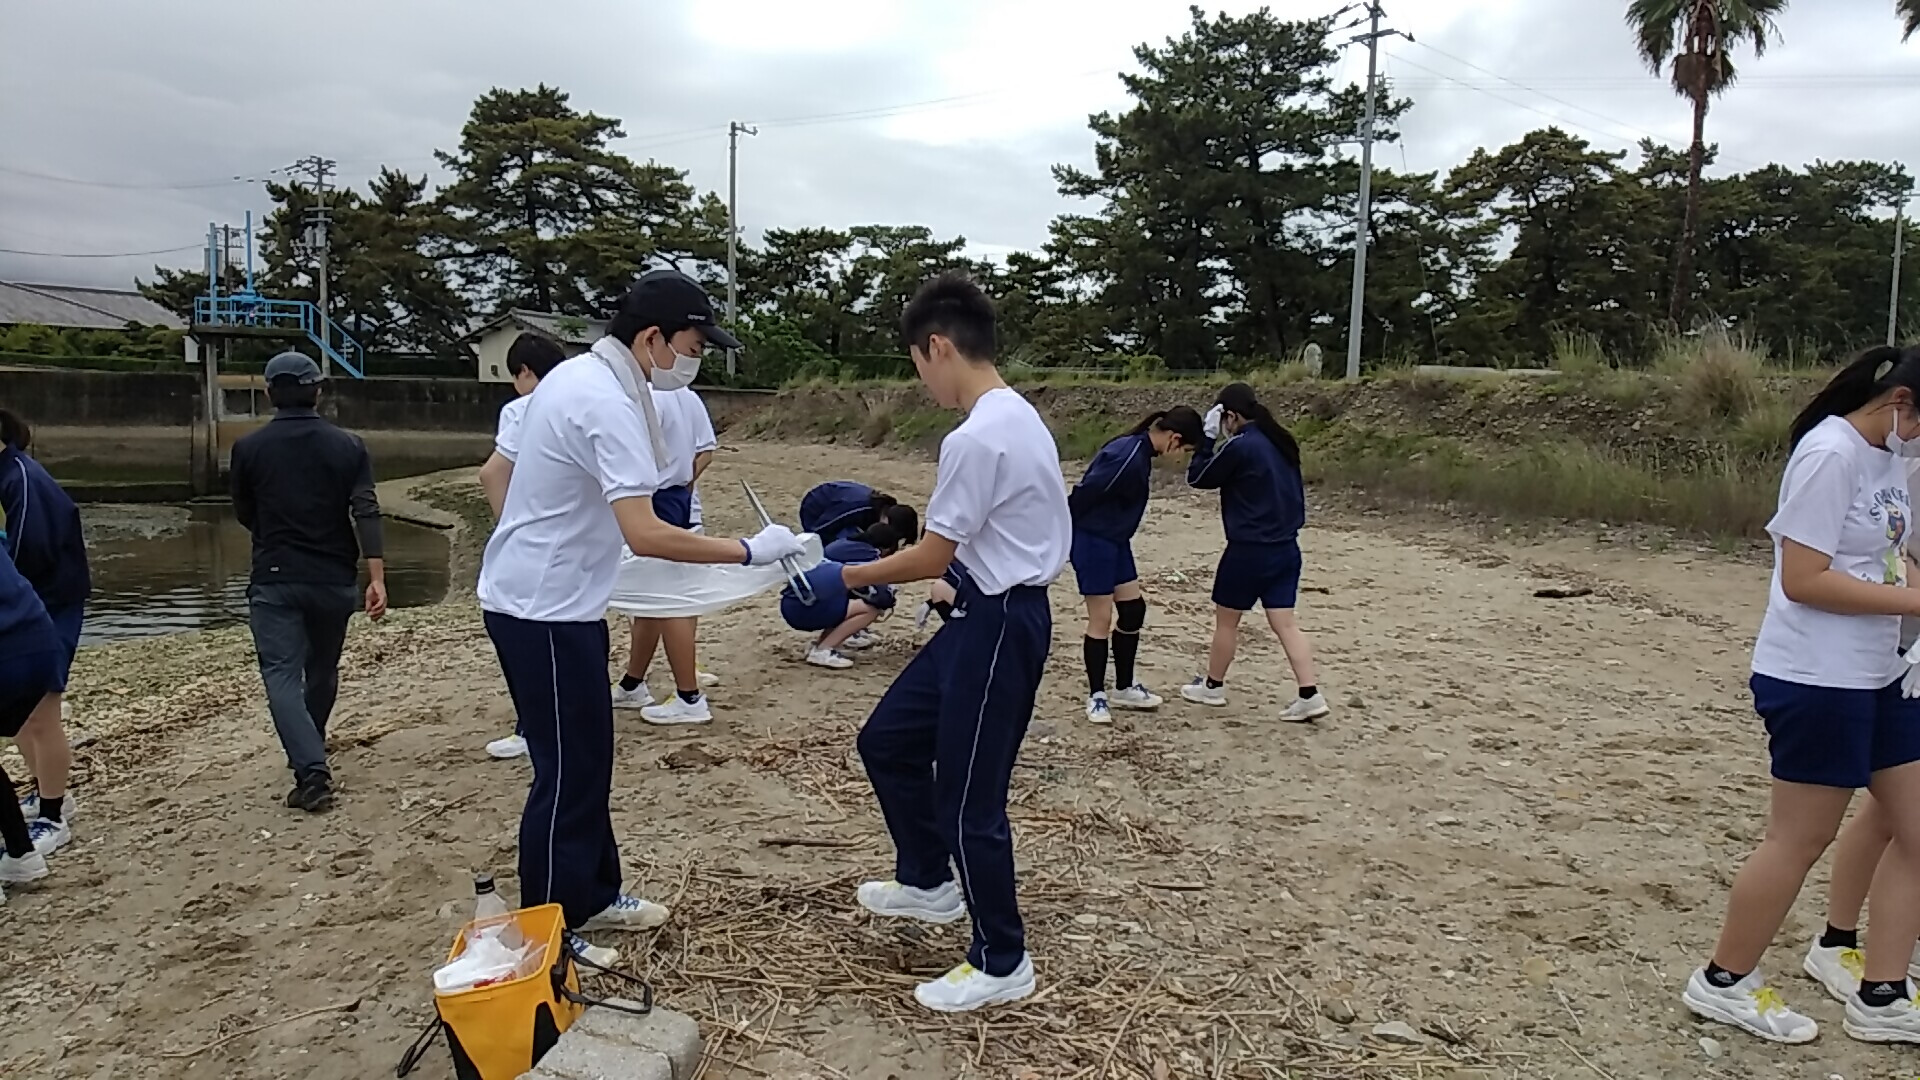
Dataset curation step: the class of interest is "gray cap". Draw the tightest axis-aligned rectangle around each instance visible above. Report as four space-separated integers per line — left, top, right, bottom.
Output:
264 351 324 385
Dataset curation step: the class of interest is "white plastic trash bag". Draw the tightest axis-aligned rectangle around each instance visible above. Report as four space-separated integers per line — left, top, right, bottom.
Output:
605 533 824 619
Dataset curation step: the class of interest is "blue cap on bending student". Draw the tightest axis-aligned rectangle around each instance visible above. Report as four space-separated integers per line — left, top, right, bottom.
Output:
800 481 901 546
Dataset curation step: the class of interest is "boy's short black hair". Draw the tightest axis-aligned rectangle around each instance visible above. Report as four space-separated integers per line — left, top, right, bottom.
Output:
901 271 996 362
506 331 567 380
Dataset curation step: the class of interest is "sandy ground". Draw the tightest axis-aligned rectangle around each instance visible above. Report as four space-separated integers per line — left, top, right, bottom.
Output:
0 439 1889 1080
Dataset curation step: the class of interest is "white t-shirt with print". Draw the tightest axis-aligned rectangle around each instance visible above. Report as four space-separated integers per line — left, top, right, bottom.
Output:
924 387 1072 596
478 356 660 623
1752 415 1912 689
494 394 531 462
1905 457 1920 649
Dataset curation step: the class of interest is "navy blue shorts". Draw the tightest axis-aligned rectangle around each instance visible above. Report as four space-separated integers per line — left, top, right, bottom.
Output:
652 486 694 530
1210 540 1303 611
0 645 62 738
1751 673 1920 788
47 603 83 690
781 588 852 633
1070 531 1137 596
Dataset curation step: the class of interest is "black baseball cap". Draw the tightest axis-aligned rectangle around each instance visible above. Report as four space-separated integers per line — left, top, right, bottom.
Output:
264 351 324 385
616 270 741 351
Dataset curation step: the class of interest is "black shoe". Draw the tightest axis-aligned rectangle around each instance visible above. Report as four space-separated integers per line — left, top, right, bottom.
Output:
285 776 335 813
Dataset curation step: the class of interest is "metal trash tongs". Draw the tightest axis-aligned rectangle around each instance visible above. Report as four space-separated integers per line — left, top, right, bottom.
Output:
740 480 816 604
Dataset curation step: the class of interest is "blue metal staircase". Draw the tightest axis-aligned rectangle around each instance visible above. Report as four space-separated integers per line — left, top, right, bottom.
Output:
192 293 367 379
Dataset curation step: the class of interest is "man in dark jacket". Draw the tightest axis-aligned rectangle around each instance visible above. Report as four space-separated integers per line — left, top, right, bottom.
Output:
229 351 387 812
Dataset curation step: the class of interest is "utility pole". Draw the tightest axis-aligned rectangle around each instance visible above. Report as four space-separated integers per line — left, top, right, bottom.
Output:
287 155 337 374
1343 4 1408 381
726 121 758 378
1892 202 1907 347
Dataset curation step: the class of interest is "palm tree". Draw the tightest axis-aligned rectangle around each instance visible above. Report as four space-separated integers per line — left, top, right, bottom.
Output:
1901 0 1920 40
1626 0 1787 324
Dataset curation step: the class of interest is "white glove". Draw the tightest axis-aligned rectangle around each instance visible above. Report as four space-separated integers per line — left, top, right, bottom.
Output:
742 524 806 566
1903 647 1920 699
1203 404 1224 440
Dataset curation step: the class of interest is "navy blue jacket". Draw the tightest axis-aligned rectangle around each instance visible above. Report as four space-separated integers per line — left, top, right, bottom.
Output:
0 445 91 609
1186 428 1305 545
1069 433 1155 543
800 481 877 546
0 543 57 658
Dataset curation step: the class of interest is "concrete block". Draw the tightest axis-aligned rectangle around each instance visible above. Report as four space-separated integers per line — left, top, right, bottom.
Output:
570 1003 703 1080
530 1031 672 1080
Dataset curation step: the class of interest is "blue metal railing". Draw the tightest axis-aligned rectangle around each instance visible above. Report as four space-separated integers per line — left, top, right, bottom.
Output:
191 294 366 379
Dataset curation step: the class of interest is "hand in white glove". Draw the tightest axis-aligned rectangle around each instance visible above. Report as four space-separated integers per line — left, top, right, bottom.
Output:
1903 647 1920 699
1203 404 1225 440
742 523 806 566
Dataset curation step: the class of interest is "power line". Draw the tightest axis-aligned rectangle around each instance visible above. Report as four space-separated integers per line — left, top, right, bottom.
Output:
0 164 285 190
0 244 202 258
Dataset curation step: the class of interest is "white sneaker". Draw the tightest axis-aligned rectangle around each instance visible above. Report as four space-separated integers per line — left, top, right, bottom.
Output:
0 848 50 885
1180 677 1226 707
1109 684 1163 711
856 879 967 924
696 669 721 689
1681 968 1818 1044
485 734 529 760
582 894 671 932
1086 692 1112 724
1280 693 1331 723
611 683 654 711
641 695 712 726
843 629 879 651
27 817 70 856
807 647 854 670
914 955 1037 1013
1845 988 1920 1043
567 933 620 969
1804 939 1864 1003
17 792 72 822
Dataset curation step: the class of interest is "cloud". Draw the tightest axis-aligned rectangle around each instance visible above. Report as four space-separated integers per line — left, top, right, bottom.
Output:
3 0 1915 290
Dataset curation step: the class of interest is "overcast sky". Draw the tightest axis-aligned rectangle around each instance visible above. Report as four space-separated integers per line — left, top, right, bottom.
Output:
2 0 1915 290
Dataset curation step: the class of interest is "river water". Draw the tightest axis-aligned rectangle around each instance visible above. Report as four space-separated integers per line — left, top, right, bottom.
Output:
78 503 451 644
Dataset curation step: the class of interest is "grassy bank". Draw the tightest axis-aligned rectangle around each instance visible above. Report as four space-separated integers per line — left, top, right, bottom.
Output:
734 335 1820 541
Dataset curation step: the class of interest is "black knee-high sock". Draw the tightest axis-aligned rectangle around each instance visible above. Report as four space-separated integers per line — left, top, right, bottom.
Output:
0 764 32 859
1112 631 1140 689
1083 636 1109 695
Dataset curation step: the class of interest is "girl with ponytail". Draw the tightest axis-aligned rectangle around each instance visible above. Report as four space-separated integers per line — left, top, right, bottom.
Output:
1684 345 1920 1046
1182 383 1327 723
1067 406 1204 723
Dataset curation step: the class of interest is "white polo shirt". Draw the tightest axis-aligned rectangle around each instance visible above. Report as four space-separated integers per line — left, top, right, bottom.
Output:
477 355 660 623
494 394 531 462
650 387 717 489
923 387 1071 595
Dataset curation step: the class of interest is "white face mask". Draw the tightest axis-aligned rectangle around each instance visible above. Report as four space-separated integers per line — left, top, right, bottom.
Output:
647 339 702 392
1891 406 1920 458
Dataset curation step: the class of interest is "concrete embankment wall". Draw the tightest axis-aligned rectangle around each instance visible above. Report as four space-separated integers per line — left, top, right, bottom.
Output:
0 368 776 499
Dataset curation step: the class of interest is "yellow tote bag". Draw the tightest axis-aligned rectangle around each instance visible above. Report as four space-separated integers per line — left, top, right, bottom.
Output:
395 903 655 1080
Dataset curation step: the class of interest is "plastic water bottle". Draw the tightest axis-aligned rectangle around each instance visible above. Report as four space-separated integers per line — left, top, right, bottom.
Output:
470 873 524 951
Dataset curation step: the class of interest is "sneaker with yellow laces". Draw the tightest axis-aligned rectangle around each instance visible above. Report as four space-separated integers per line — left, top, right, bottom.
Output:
912 954 1036 1013
1682 967 1818 1044
1845 986 1920 1043
1804 939 1864 1003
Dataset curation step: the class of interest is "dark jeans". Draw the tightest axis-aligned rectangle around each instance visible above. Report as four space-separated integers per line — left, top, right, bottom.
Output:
248 581 359 782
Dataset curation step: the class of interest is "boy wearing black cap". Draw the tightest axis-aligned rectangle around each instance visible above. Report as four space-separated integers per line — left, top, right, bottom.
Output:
229 350 388 813
477 270 802 966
